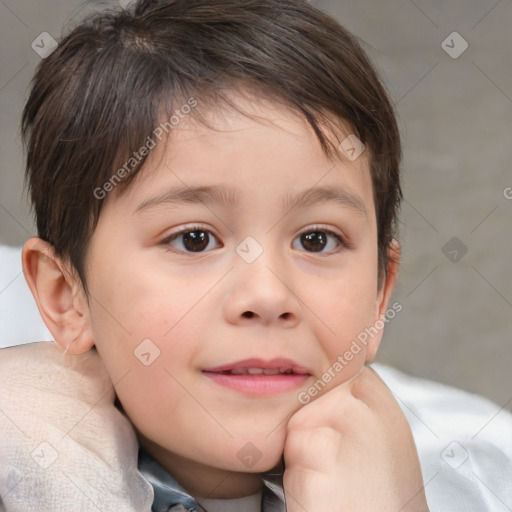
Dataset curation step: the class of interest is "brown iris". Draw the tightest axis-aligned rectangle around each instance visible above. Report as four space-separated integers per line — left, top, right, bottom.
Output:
182 230 210 252
300 231 327 252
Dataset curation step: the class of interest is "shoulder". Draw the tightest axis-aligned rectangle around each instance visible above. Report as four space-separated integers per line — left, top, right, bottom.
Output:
0 342 153 511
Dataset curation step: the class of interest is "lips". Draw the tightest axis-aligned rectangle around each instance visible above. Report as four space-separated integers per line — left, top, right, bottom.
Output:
202 358 311 396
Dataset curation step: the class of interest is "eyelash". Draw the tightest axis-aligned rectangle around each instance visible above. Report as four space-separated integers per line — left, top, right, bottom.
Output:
294 225 347 255
160 225 347 255
161 225 222 254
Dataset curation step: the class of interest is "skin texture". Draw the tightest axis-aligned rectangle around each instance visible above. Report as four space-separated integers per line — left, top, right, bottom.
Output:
22 92 427 510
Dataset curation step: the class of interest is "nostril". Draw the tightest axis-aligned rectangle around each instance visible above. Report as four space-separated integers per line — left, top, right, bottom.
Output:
280 312 291 320
242 311 255 319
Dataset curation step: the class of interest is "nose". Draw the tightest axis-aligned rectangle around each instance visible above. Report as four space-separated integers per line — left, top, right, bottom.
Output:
223 255 301 328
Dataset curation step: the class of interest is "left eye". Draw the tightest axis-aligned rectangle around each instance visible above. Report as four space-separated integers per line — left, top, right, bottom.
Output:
164 229 221 253
292 230 343 253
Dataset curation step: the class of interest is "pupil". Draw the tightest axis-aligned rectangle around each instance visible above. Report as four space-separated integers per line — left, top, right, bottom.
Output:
183 230 209 252
301 231 326 252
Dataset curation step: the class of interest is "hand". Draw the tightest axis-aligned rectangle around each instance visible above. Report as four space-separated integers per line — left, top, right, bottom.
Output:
283 365 429 512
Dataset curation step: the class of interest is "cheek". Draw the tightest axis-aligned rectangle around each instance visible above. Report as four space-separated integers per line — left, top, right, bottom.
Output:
85 254 212 403
86 266 213 412
313 267 377 328
88 253 203 340
304 264 378 379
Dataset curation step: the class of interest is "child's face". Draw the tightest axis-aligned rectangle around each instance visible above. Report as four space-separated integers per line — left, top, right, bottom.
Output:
81 92 394 494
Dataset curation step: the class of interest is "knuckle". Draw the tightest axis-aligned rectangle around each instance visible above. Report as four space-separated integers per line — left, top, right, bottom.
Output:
284 426 341 470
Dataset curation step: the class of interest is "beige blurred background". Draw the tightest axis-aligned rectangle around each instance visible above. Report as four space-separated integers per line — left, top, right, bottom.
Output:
1 0 511 408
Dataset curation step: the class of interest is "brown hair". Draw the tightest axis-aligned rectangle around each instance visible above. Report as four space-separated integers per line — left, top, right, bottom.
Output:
22 0 401 293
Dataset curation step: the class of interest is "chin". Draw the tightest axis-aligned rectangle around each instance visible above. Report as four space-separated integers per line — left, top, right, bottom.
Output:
224 434 286 474
253 455 285 474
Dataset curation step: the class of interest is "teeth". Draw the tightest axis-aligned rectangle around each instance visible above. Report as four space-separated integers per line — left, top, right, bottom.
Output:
225 367 294 375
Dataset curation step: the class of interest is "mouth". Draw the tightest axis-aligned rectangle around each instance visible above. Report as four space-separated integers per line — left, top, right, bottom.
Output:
202 358 311 396
217 367 299 375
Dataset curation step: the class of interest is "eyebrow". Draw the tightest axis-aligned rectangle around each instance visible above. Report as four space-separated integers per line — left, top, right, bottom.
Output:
133 184 367 218
283 186 368 218
134 185 239 214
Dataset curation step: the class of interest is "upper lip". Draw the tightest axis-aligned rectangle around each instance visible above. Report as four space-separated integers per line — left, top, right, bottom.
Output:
202 358 311 375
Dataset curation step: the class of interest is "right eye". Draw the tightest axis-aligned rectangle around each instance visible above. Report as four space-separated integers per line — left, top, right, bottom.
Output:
162 227 222 253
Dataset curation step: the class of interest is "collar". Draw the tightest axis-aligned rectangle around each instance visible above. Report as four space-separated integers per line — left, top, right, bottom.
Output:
138 448 286 512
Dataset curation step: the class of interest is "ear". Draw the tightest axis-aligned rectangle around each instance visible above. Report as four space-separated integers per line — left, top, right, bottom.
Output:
365 239 401 362
21 237 95 355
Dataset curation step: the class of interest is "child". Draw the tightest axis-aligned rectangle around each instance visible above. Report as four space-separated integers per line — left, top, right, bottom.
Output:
1 0 510 510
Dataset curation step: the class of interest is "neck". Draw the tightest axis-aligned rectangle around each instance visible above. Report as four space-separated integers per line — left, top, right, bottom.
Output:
138 434 263 499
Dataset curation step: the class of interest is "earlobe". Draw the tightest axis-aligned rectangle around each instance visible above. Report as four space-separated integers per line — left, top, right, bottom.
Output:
365 239 401 362
22 237 95 355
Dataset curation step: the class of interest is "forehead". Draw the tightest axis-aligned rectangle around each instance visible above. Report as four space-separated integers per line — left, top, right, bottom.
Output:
114 91 375 218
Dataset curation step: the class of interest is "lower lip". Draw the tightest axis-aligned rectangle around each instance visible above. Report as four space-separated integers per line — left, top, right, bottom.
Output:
202 372 309 396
